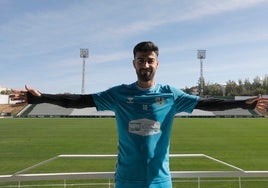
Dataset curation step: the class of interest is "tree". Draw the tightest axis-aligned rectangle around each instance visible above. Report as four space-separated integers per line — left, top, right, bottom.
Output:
186 75 268 96
225 80 239 96
205 83 223 96
262 75 268 94
0 89 12 95
243 78 252 96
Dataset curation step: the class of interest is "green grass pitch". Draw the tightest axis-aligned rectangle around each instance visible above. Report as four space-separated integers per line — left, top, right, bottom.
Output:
0 118 268 187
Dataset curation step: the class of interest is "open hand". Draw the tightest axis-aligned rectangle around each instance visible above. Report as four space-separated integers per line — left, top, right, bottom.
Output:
255 95 268 116
9 85 41 104
245 95 268 116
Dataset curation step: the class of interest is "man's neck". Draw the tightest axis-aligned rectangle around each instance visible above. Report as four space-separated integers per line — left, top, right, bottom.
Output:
137 80 155 89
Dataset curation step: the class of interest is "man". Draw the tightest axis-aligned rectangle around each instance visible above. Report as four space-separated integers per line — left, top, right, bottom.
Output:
10 41 268 188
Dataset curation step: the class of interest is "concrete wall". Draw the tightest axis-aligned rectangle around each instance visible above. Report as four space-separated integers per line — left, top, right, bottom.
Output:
0 94 16 104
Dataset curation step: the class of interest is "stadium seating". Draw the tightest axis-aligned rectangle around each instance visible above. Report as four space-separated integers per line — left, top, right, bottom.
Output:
24 103 73 117
0 104 27 117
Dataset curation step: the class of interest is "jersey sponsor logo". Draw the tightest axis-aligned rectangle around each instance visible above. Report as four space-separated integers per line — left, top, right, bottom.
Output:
129 119 161 136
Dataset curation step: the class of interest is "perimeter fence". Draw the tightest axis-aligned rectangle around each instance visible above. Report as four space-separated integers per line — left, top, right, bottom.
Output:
1 154 268 188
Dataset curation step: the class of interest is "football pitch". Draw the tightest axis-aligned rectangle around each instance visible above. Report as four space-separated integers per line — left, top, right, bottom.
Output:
0 117 268 187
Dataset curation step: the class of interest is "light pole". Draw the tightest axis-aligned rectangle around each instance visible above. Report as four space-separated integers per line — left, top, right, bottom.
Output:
197 50 206 96
80 48 89 94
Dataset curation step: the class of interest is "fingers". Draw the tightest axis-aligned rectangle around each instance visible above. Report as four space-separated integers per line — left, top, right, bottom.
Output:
245 96 258 105
8 84 41 106
9 89 28 104
9 85 32 104
25 84 41 97
25 84 30 91
255 97 268 115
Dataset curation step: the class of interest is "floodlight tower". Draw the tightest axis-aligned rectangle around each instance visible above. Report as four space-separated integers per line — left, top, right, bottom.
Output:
197 50 206 96
80 48 89 94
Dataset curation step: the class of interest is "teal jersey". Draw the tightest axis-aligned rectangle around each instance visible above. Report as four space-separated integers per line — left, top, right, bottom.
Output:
92 82 199 187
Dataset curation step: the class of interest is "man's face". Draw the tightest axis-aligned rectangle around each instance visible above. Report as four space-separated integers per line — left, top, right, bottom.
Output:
133 51 159 82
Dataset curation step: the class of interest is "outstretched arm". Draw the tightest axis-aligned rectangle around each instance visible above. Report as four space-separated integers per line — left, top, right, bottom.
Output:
195 95 268 115
10 85 96 109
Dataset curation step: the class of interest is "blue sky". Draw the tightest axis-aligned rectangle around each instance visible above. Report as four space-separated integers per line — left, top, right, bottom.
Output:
1 0 268 94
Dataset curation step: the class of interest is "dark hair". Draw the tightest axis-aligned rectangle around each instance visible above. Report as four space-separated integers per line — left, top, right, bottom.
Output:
133 41 159 57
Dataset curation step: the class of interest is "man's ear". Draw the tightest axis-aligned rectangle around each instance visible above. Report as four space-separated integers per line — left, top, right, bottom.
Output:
156 60 159 68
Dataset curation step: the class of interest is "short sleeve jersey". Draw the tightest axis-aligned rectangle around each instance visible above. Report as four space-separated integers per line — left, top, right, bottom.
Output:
92 82 199 185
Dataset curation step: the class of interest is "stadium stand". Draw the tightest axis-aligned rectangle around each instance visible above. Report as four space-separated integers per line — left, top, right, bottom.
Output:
70 107 115 117
24 103 74 117
0 104 27 117
176 109 215 117
19 103 115 117
212 108 256 117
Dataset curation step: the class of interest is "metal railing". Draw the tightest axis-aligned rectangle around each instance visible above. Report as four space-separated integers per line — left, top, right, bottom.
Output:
1 154 268 188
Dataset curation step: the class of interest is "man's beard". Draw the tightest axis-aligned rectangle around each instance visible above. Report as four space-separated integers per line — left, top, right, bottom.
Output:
136 68 155 82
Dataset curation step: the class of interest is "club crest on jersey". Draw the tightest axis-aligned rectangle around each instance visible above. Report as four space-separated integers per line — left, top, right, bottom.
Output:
155 97 165 105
